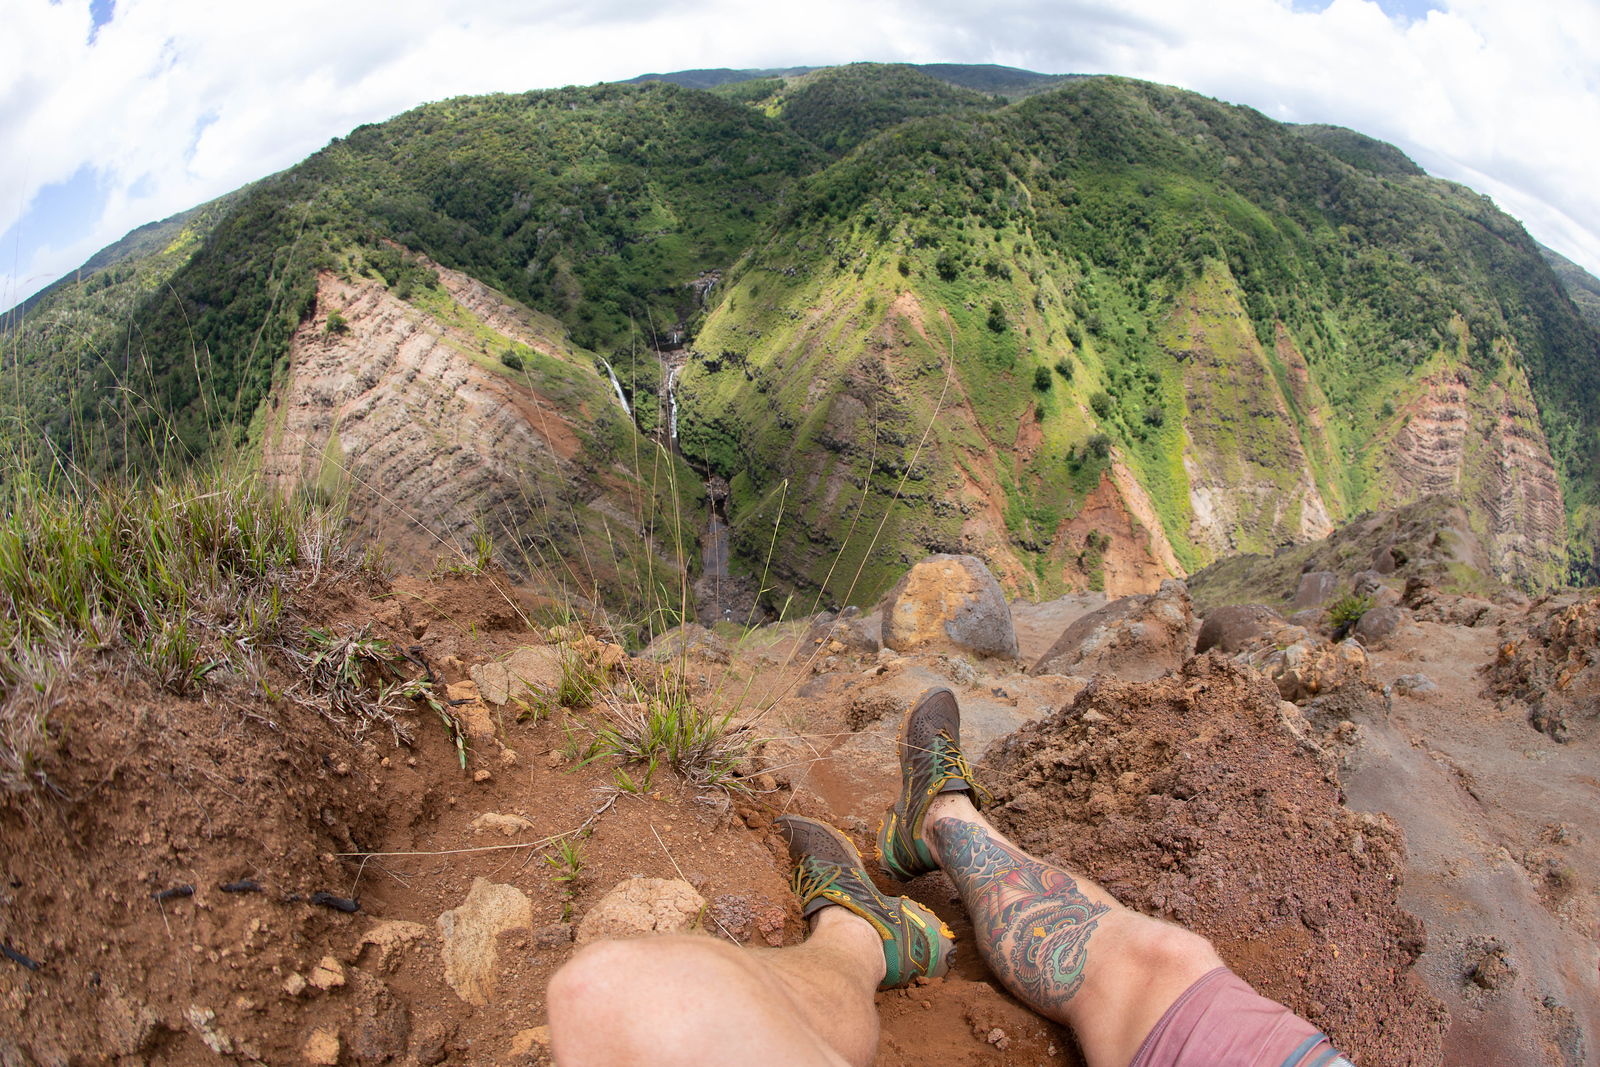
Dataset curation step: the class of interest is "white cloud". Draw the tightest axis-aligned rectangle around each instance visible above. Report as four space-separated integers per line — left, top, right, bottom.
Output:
3 0 1598 309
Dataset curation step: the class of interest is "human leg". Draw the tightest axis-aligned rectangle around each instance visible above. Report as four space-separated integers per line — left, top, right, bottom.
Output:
549 813 956 1067
924 793 1222 1067
874 687 1221 1067
547 905 884 1067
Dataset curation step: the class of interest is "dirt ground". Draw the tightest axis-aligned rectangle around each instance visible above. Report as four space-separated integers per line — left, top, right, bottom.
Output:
2 573 1596 1066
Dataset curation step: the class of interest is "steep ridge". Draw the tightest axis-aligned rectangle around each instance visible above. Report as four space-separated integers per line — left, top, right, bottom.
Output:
260 250 705 627
1370 356 1565 588
1165 266 1335 555
670 73 1598 605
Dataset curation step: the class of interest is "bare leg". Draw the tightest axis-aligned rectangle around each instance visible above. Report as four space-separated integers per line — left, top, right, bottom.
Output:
926 793 1223 1067
548 906 886 1067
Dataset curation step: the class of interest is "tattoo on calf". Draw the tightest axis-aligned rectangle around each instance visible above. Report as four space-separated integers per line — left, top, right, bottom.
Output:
932 819 1108 1015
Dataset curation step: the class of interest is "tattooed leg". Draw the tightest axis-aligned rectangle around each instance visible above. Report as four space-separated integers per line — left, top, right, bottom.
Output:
926 794 1223 1067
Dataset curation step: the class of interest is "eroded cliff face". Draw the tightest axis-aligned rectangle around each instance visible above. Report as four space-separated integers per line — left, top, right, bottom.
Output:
257 262 697 599
1369 358 1565 589
1165 271 1335 558
261 271 570 569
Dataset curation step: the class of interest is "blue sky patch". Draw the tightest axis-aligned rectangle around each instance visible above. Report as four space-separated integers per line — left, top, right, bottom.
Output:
89 0 115 44
0 165 108 281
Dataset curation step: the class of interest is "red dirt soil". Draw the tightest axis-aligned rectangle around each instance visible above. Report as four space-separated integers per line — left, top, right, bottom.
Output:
979 655 1449 1065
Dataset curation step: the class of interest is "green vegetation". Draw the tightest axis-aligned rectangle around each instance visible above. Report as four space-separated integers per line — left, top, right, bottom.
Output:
8 64 1599 609
769 64 1000 157
1327 593 1373 626
0 464 385 791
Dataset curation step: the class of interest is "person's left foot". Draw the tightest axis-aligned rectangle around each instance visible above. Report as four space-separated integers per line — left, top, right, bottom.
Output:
775 815 956 990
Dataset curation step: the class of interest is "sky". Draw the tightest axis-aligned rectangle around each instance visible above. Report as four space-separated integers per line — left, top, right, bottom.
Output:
3 0 1598 309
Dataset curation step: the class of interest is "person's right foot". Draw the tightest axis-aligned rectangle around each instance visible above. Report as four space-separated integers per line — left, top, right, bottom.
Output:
775 815 956 989
875 686 986 881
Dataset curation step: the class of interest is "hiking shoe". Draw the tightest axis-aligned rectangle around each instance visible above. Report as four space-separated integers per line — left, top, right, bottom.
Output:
875 686 986 881
775 815 956 990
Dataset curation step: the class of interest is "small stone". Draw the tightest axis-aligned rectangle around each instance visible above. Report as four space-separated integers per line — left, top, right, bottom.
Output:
334 762 351 776
509 1026 551 1057
437 878 533 1006
500 748 519 766
412 1021 454 1067
987 1027 1010 1050
303 1028 340 1066
754 773 778 792
308 956 344 991
471 812 535 837
359 921 429 967
184 1006 232 1055
545 750 568 769
474 769 493 783
283 972 307 997
533 923 573 949
575 878 707 945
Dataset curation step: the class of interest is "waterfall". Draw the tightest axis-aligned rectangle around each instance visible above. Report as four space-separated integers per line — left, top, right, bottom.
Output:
601 359 631 417
666 365 680 441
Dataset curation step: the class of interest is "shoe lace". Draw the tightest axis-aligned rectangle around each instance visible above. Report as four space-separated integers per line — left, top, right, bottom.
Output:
936 730 992 805
790 857 841 906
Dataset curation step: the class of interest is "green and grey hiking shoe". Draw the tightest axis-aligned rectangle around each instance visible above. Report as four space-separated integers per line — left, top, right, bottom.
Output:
876 686 987 882
775 815 956 990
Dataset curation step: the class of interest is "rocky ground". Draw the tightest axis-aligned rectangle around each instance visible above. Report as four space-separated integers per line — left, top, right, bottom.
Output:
1 550 1596 1066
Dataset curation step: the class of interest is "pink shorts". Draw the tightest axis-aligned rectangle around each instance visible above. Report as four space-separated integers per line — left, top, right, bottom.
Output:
1129 968 1351 1067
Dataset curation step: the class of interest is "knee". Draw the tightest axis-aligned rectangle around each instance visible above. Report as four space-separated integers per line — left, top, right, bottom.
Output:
549 937 751 1058
1123 917 1223 981
547 940 631 1021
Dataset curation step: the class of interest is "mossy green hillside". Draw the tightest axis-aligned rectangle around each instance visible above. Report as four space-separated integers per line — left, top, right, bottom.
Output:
678 73 1600 602
8 65 1599 602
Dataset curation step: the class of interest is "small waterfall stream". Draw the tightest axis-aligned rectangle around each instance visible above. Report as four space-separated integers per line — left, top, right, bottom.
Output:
665 364 681 446
600 359 631 418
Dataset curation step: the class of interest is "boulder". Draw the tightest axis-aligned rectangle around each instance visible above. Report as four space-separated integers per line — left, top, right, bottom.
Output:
1353 605 1404 649
804 608 881 654
1292 571 1339 611
1391 673 1438 697
436 878 532 1006
1030 579 1193 681
1350 570 1401 610
881 554 1017 659
471 647 561 706
1195 604 1283 655
1248 637 1371 703
575 878 707 946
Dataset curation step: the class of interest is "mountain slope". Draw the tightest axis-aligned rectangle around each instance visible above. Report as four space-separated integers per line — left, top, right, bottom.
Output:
7 65 1598 607
677 75 1595 599
1538 241 1600 329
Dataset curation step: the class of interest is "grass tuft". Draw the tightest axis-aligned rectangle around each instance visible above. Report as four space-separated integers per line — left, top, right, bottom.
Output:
0 463 385 792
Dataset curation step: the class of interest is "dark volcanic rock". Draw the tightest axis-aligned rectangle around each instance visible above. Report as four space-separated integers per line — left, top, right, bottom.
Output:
1293 571 1339 611
1195 604 1284 655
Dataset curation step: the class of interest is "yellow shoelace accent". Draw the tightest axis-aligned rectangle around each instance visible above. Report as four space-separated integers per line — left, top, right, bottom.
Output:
790 858 842 906
937 731 992 806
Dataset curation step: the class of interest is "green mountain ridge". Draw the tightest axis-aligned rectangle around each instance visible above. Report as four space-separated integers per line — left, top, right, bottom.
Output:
6 62 1600 612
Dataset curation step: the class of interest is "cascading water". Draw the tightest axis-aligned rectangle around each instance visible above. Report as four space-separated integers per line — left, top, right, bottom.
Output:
665 365 680 443
600 360 631 418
